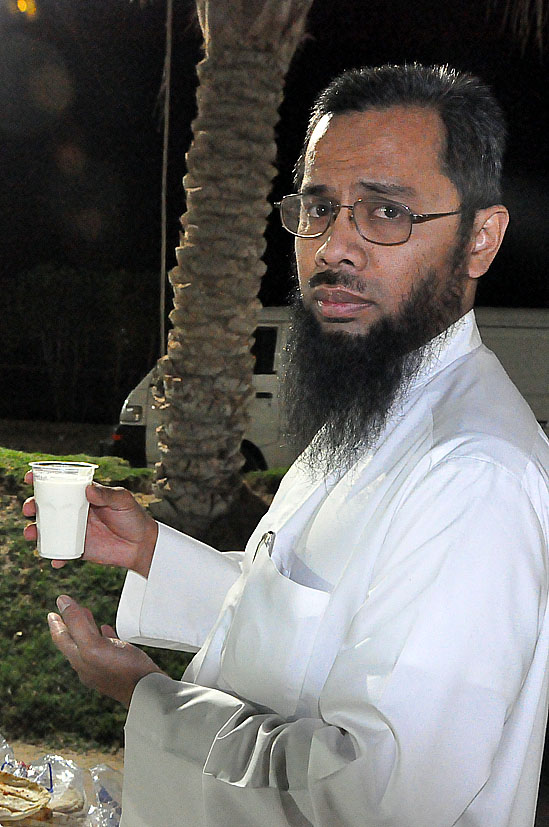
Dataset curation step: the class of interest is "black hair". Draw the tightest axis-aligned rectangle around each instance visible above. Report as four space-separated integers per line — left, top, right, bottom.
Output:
294 64 507 220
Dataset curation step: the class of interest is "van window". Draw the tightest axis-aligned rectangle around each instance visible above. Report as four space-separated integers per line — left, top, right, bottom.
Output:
251 326 277 375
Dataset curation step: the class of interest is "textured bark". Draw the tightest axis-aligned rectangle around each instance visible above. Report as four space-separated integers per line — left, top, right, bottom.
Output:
151 0 314 538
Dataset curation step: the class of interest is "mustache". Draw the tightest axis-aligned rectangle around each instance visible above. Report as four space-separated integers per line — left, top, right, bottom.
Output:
308 270 367 293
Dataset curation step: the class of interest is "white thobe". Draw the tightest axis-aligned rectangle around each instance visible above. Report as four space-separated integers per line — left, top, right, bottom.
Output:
117 311 549 827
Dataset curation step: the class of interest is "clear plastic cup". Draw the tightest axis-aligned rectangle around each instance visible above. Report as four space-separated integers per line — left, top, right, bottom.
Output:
29 461 98 559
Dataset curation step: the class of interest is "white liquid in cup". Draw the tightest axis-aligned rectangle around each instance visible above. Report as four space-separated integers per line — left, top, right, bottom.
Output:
30 462 98 559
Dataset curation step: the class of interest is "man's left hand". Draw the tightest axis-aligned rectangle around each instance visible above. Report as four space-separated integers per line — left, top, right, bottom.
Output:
48 595 165 708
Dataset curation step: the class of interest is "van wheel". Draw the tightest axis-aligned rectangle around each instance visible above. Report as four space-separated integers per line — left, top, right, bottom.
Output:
241 440 267 473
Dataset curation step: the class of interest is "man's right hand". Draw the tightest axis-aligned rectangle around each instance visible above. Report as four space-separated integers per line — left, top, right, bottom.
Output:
23 476 158 578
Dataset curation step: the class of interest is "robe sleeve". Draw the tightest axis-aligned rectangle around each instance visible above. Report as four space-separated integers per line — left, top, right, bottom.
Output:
116 522 244 652
121 458 549 827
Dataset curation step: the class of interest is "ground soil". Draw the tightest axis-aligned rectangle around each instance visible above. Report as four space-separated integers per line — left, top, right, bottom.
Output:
6 739 124 773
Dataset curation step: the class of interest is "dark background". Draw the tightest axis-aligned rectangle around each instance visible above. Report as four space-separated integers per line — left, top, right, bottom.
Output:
1 0 547 422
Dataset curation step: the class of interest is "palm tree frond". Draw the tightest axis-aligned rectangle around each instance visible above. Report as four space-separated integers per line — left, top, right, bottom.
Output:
488 0 549 52
196 0 313 63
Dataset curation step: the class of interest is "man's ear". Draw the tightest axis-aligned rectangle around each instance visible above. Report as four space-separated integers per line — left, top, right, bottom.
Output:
467 206 509 280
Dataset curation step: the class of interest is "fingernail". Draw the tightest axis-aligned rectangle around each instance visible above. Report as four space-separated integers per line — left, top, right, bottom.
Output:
56 595 73 613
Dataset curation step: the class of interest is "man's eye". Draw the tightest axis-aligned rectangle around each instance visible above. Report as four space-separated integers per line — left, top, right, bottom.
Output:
304 200 331 219
372 203 406 221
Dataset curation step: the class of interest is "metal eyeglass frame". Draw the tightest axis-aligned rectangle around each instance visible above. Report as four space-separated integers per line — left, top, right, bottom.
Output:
274 193 462 246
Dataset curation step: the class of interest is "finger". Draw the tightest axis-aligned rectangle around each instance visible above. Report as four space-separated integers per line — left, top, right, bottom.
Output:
47 612 80 662
23 523 37 542
55 595 101 646
47 611 68 640
22 496 36 517
82 605 97 624
86 482 136 511
24 470 33 485
100 623 128 649
51 558 79 569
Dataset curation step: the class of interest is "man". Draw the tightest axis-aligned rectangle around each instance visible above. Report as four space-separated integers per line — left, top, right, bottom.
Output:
24 64 549 826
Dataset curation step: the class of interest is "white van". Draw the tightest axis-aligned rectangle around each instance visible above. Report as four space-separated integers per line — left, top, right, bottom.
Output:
105 306 549 470
106 306 294 471
475 307 549 431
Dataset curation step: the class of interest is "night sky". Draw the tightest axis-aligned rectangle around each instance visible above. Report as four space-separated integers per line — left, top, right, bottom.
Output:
1 0 548 312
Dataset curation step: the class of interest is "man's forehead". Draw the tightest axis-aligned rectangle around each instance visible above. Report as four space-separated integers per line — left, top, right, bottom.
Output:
303 106 446 181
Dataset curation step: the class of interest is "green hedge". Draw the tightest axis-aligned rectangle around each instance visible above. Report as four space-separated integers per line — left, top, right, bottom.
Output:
0 449 191 750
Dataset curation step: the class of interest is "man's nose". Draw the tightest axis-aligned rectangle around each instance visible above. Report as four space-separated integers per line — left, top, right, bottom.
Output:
314 206 370 270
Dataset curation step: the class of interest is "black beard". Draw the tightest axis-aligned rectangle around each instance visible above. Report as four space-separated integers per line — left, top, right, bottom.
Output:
282 254 468 477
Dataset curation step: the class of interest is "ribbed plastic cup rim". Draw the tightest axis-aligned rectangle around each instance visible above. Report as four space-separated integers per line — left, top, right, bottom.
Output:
29 461 98 477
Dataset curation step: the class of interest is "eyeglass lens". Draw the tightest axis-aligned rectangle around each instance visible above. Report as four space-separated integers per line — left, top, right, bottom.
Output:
282 195 412 244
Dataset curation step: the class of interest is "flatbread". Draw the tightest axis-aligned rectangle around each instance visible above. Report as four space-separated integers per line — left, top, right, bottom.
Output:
49 787 84 815
0 772 51 822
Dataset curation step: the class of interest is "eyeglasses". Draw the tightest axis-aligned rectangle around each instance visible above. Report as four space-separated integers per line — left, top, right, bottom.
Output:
275 193 462 246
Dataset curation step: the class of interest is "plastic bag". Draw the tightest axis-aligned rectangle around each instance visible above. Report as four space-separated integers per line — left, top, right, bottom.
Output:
0 733 123 826
27 753 85 792
0 734 15 771
85 764 123 826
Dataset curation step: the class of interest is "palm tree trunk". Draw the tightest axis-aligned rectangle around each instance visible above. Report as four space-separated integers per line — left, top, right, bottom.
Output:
151 1 314 539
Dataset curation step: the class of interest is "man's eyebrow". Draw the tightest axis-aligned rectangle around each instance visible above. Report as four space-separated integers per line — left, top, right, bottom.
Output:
299 184 330 196
358 180 417 198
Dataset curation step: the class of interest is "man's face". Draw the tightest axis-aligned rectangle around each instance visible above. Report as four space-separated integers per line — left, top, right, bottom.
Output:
295 106 474 337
